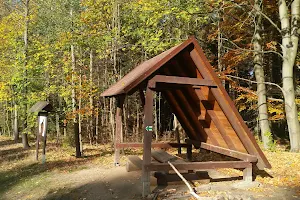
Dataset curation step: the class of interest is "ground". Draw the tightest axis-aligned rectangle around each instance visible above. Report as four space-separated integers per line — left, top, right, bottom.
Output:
0 136 300 200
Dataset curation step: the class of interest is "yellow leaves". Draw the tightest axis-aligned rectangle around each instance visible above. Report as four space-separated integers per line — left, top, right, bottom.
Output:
256 151 300 188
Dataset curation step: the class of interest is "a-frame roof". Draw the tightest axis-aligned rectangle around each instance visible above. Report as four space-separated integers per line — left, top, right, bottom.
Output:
101 36 271 169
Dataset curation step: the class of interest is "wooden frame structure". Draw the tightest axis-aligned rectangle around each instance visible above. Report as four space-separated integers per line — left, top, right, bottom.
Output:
101 36 271 197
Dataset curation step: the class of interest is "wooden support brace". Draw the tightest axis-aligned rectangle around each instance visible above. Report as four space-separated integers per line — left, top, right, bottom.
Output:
187 139 257 162
200 142 257 162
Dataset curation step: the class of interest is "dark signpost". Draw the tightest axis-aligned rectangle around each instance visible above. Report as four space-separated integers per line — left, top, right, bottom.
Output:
29 101 53 164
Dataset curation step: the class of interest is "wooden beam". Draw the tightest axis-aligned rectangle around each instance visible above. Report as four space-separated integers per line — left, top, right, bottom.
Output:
142 87 153 197
145 161 251 172
200 142 257 162
114 95 125 166
116 142 190 149
148 75 217 88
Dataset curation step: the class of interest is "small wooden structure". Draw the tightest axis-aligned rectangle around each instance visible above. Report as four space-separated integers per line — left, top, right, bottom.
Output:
101 36 271 197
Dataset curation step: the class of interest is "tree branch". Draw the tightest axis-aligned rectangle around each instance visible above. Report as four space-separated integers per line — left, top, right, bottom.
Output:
222 38 284 59
225 75 286 97
252 5 282 33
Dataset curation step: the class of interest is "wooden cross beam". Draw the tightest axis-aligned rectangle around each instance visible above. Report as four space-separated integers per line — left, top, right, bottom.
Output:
148 75 217 89
186 139 257 162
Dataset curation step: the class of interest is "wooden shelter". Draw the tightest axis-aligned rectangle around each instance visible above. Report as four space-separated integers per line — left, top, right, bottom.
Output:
101 36 271 197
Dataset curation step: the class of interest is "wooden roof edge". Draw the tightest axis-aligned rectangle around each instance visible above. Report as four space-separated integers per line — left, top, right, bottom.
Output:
100 36 196 97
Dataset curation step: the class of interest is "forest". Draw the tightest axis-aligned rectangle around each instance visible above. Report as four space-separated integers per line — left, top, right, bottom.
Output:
0 0 300 155
1 0 300 199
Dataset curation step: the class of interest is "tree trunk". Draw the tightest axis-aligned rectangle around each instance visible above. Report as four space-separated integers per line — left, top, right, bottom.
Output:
279 0 300 151
22 131 30 149
254 0 271 149
22 0 30 149
71 43 81 157
13 103 19 142
89 49 94 145
78 68 83 154
55 112 60 143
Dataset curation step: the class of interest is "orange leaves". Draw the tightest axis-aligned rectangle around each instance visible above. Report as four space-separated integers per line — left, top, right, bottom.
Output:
265 41 277 51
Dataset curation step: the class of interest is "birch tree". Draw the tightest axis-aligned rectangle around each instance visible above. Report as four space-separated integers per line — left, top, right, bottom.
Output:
279 0 300 152
253 0 271 149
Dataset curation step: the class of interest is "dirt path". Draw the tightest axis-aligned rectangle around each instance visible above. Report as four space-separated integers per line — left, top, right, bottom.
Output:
1 137 300 200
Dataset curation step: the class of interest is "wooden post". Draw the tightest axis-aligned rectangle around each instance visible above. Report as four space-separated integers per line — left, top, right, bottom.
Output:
35 126 39 161
243 165 253 182
142 87 154 197
187 144 192 161
114 95 125 166
42 134 47 164
175 126 181 154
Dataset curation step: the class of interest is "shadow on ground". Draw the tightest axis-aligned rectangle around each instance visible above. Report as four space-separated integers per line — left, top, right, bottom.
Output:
0 147 30 164
42 169 143 200
0 140 114 197
0 139 19 147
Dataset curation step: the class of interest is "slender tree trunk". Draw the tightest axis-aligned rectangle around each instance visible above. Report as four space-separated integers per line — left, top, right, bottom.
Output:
254 0 271 149
56 96 61 143
55 112 60 143
70 6 82 157
279 0 300 151
5 101 11 136
95 110 99 144
89 49 94 145
78 68 83 154
13 102 19 142
22 0 30 149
